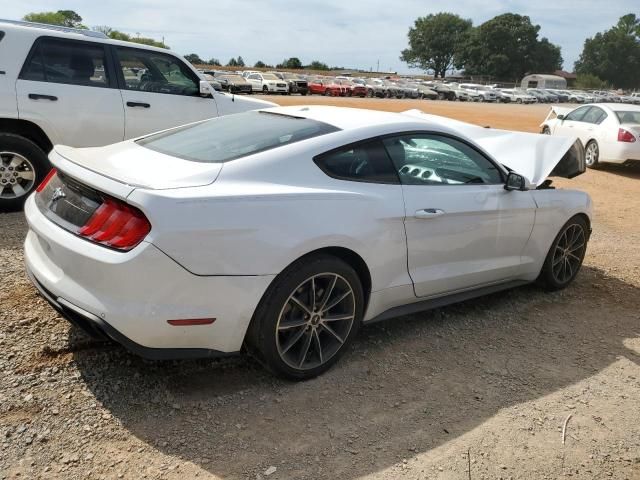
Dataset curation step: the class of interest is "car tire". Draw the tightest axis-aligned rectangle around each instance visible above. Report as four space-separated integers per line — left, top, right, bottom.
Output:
246 254 363 380
537 215 589 291
585 140 600 169
516 98 523 104
0 134 50 212
542 126 551 135
262 86 269 94
324 89 330 96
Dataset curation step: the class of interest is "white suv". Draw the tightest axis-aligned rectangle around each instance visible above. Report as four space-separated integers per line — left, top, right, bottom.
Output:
245 73 289 94
0 19 275 210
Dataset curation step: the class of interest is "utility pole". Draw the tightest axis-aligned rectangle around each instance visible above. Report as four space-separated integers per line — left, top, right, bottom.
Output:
376 59 379 72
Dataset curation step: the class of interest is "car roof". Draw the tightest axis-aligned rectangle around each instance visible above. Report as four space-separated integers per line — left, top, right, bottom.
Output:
586 103 640 112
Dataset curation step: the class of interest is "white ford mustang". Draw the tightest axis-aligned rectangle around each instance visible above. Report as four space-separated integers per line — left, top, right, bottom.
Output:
540 103 640 168
25 106 591 379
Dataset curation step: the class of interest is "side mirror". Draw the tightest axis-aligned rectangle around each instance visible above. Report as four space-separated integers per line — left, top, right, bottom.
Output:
199 80 213 97
504 172 530 191
557 114 565 120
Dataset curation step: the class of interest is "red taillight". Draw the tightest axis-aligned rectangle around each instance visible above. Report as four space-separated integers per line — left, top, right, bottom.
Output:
36 168 57 192
78 197 150 251
618 128 637 143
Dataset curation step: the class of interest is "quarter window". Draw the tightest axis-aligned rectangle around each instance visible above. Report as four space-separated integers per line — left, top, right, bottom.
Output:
116 47 199 96
582 107 607 125
20 38 110 87
382 134 503 185
314 141 399 184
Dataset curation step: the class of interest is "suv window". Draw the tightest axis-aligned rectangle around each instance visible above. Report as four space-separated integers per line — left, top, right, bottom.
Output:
314 140 399 184
383 134 503 185
564 106 591 122
116 47 199 96
582 107 607 125
20 38 111 87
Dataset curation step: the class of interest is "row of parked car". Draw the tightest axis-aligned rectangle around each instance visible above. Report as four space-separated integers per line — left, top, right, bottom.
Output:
199 70 640 105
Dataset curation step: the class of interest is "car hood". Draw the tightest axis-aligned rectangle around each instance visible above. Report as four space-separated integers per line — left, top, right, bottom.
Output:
402 110 585 186
54 141 223 190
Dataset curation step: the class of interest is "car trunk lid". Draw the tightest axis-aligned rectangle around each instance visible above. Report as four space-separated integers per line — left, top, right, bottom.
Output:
54 141 223 190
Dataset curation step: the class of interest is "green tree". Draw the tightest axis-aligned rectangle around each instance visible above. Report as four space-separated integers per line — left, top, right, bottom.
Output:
208 58 221 66
400 13 472 78
254 60 267 68
279 57 303 69
93 26 168 49
227 58 238 67
575 14 640 89
236 56 245 67
23 10 86 28
575 73 608 90
184 53 204 64
460 13 563 80
307 60 329 71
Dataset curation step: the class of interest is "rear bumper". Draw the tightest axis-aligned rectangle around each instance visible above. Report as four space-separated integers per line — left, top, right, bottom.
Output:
23 194 275 355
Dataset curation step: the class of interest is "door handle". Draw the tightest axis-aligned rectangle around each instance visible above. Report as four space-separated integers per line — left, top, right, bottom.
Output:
415 208 445 219
28 93 57 101
126 101 150 108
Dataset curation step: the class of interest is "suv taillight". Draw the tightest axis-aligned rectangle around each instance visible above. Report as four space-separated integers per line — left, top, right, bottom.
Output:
78 198 151 251
618 128 637 143
36 168 58 192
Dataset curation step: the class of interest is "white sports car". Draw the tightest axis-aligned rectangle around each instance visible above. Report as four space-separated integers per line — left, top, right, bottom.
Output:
541 103 640 168
25 106 591 379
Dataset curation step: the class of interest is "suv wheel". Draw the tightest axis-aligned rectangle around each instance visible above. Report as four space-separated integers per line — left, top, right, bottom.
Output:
0 134 50 211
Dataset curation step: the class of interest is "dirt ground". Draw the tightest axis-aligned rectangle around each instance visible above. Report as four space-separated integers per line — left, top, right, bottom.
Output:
1 98 639 480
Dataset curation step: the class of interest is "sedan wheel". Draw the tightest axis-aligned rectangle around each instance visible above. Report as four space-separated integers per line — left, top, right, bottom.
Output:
585 141 600 168
246 254 363 380
538 216 589 291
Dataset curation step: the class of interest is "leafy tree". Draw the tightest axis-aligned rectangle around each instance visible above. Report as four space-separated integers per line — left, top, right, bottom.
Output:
208 58 221 66
459 13 563 80
400 13 471 78
254 60 267 68
307 60 329 71
278 57 303 69
184 53 204 64
23 10 86 28
227 58 238 67
575 14 640 89
575 73 608 90
236 56 245 67
93 25 168 48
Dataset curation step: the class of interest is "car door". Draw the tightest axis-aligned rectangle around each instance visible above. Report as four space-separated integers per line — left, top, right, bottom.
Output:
554 106 591 137
246 74 262 92
382 133 537 298
114 46 218 139
16 36 124 147
578 106 608 144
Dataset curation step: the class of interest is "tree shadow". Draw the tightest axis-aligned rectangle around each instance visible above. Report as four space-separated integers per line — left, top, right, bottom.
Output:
73 265 640 479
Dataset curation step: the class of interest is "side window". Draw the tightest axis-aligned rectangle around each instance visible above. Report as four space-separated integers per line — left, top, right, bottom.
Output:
383 134 503 186
314 140 398 184
20 38 110 87
116 47 198 96
565 106 591 122
582 107 607 125
248 74 260 80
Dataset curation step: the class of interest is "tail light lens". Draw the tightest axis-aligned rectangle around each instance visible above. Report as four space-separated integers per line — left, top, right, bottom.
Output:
36 168 58 192
618 128 637 143
78 197 151 251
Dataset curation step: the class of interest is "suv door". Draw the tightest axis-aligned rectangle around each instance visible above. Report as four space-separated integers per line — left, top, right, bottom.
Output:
383 133 537 298
16 36 124 147
114 46 218 139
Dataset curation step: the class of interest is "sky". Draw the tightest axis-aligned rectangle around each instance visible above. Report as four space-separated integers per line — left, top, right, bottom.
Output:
2 0 637 73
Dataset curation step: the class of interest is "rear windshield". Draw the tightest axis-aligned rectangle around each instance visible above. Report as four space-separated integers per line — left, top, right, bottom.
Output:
615 111 640 124
137 111 339 163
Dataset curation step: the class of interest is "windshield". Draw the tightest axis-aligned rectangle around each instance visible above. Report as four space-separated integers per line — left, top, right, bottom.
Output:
262 73 279 80
137 111 340 163
615 111 640 124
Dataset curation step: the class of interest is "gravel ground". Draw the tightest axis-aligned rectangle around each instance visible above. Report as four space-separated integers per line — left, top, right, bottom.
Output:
1 100 639 480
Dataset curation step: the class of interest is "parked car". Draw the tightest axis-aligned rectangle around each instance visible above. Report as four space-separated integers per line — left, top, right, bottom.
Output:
245 72 289 94
410 83 438 100
500 89 537 104
0 19 274 210
215 74 252 94
307 77 342 96
540 104 640 168
359 78 385 98
428 82 457 101
272 72 308 95
460 84 498 102
545 89 569 103
336 79 366 97
25 106 590 379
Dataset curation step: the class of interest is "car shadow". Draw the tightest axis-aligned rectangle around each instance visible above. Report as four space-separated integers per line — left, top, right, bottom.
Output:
73 265 640 479
595 162 640 179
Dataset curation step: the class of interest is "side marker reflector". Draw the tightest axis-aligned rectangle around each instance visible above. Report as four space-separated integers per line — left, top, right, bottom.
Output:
167 318 216 326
